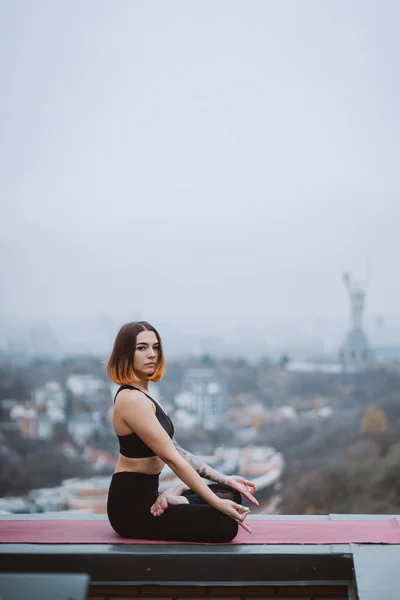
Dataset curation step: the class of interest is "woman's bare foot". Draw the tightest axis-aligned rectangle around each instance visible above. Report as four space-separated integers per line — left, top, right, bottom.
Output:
150 493 189 517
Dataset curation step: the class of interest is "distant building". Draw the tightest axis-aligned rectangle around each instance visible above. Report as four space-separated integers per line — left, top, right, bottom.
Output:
33 381 66 410
177 368 227 430
16 410 38 439
0 399 20 437
66 374 113 410
66 375 105 399
67 413 96 445
84 445 116 471
37 412 53 439
10 406 52 440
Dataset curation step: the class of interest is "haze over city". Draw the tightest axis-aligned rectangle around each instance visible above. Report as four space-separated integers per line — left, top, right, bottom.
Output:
2 7 400 579
1 0 399 355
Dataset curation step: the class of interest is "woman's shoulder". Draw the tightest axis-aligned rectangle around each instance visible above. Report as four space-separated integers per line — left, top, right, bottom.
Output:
114 387 156 412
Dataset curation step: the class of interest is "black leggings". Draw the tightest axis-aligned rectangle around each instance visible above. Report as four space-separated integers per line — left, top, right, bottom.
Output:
107 472 241 543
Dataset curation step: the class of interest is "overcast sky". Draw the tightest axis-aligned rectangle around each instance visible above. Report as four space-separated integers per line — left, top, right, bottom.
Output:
1 0 399 347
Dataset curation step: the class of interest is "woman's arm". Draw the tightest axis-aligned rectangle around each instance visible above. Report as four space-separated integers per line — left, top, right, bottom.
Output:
115 391 252 531
173 439 227 484
173 440 259 506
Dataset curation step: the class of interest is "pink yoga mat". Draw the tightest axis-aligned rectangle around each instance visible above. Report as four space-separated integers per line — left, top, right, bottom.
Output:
1 518 400 545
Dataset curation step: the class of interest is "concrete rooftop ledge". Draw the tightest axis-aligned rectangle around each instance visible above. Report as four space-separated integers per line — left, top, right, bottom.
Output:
0 514 399 600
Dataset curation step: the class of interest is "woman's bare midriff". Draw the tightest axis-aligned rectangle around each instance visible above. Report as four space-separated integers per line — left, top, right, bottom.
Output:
113 394 166 475
114 454 166 475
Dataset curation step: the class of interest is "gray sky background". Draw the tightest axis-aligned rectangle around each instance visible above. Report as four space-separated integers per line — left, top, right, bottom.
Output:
1 0 399 350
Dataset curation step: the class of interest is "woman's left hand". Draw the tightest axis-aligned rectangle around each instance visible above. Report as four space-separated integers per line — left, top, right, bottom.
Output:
225 475 259 506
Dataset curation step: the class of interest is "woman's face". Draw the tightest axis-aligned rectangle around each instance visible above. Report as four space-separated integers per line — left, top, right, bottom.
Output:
133 330 160 379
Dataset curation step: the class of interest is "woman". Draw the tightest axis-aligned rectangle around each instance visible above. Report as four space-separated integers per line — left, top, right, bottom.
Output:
106 321 258 543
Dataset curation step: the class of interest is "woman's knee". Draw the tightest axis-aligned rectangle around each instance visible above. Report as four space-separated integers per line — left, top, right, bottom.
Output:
231 488 242 504
223 485 242 505
210 483 242 503
221 519 239 542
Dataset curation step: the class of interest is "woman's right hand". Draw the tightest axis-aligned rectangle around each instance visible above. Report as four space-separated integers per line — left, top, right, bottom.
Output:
215 498 252 533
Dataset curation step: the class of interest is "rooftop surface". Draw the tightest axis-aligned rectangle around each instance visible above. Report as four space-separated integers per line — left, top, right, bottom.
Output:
0 514 399 600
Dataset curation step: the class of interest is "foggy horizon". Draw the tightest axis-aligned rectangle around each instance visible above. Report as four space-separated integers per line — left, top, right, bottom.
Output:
1 1 399 349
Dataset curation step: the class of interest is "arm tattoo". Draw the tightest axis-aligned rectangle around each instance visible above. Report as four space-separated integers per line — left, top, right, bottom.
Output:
173 439 227 485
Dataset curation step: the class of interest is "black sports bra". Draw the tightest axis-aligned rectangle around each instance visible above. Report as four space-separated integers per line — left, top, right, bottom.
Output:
113 384 174 459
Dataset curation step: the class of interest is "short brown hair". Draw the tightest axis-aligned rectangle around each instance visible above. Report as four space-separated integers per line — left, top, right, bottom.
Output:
107 321 165 384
